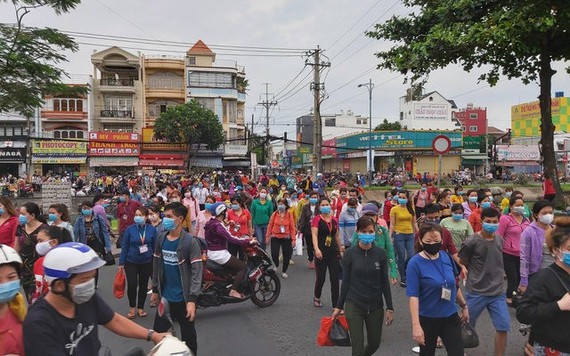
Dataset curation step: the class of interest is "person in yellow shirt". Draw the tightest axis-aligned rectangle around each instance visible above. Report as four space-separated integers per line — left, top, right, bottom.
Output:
500 187 513 211
389 190 419 288
450 185 464 204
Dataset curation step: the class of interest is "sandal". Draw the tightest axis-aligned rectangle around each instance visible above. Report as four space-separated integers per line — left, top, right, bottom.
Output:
436 337 443 348
126 310 136 319
137 309 147 317
313 297 322 308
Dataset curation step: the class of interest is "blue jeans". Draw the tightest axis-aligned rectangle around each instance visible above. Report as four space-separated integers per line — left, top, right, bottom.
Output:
254 224 268 250
393 233 415 281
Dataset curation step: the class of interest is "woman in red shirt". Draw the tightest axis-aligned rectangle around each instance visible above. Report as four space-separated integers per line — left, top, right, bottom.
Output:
543 173 556 201
0 197 19 247
0 244 26 356
266 198 296 279
227 196 253 260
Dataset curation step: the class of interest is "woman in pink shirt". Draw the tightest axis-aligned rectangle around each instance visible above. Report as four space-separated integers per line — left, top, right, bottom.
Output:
497 196 530 306
195 195 215 239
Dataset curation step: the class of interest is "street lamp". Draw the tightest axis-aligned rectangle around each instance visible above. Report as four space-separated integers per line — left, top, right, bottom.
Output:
358 79 374 186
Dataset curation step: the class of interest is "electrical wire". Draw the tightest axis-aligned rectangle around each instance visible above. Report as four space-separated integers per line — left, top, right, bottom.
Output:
272 65 308 99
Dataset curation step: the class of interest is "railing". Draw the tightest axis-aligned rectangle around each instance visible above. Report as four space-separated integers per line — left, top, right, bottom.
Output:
100 110 133 118
100 78 134 86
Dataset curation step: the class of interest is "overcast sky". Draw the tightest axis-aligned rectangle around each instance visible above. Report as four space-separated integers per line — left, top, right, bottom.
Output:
2 0 568 137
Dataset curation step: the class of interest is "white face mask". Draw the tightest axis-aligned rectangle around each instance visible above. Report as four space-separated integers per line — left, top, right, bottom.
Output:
538 213 554 225
35 240 54 256
71 278 96 304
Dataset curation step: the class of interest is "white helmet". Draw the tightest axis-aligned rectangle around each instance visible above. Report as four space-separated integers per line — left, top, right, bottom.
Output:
208 202 227 217
149 335 192 356
0 244 22 266
43 242 106 283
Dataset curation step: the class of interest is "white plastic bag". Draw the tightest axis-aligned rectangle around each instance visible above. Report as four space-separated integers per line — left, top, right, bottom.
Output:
294 233 303 256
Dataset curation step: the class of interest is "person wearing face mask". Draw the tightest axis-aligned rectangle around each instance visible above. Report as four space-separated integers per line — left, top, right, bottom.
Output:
467 193 492 233
16 202 48 302
516 216 570 355
180 189 198 234
332 216 395 356
406 223 469 356
119 207 158 319
332 187 349 219
459 208 510 356
383 189 399 228
0 197 19 247
194 196 215 240
92 194 111 235
266 198 296 279
250 188 274 251
24 242 168 355
500 188 513 212
498 196 531 306
440 204 474 251
150 202 203 354
389 190 419 288
227 196 253 260
312 197 344 308
116 188 142 248
461 189 479 220
74 201 112 287
450 185 464 205
193 181 209 210
0 244 27 356
31 226 73 304
413 184 432 219
298 192 321 269
502 191 532 219
339 198 360 248
47 203 75 241
148 204 164 236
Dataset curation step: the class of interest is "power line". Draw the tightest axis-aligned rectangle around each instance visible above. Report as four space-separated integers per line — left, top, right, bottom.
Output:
94 0 157 40
272 65 308 99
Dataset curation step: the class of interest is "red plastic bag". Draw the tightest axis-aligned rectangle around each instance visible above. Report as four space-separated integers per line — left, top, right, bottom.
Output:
113 269 126 299
317 316 349 346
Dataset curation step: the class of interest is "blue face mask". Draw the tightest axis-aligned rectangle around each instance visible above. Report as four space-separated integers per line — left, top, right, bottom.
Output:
0 280 21 303
468 196 478 203
487 196 494 202
320 206 331 214
204 203 213 211
278 204 286 211
347 207 356 214
398 198 408 205
18 214 27 225
0 207 4 215
102 203 110 209
358 233 376 245
48 213 57 222
118 196 126 202
421 187 427 191
482 222 499 233
163 217 176 231
134 216 145 225
310 198 318 204
562 251 570 267
506 192 512 198
230 204 239 211
452 213 463 221
81 209 92 216
481 202 492 209
458 191 464 195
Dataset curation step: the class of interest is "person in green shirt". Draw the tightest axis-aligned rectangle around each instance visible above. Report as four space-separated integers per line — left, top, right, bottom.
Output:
440 203 474 250
501 190 531 219
250 187 274 250
352 203 398 284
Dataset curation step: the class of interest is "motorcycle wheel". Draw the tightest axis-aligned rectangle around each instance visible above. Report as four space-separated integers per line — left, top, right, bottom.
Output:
251 270 280 307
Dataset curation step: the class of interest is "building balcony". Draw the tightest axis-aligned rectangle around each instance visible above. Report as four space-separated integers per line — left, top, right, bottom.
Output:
145 87 185 100
99 110 135 123
99 78 136 93
41 110 88 120
187 87 238 99
145 58 185 71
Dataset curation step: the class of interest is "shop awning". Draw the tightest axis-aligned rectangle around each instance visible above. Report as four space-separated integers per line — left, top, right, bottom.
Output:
139 158 185 167
223 159 251 168
90 156 138 167
189 156 223 168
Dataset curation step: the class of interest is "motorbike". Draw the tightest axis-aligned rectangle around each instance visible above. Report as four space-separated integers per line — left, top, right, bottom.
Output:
198 244 281 308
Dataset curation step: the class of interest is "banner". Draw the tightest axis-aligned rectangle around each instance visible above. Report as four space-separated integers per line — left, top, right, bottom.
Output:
88 131 139 142
336 130 462 152
32 140 87 155
0 147 26 162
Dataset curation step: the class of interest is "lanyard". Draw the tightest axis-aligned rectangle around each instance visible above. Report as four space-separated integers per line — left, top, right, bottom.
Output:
139 226 146 244
321 215 333 234
425 252 449 286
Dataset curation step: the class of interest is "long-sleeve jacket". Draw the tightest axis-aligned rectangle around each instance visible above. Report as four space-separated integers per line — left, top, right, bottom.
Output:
116 199 141 235
119 223 157 265
266 211 296 246
152 230 203 303
352 225 398 280
204 218 251 252
497 214 530 257
517 264 570 353
297 203 320 235
73 214 112 252
250 198 274 226
519 222 550 287
337 244 394 311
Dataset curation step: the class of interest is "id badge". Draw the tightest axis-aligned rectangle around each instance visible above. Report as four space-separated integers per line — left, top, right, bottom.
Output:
139 244 149 254
441 286 452 301
280 225 285 233
325 235 332 247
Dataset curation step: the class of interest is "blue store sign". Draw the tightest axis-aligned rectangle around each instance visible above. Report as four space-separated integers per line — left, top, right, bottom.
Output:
335 130 462 152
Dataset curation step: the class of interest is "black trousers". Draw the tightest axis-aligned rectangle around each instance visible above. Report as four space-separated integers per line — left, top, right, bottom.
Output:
314 251 340 308
124 261 152 309
270 237 293 273
503 252 520 299
419 314 464 356
153 300 198 355
228 242 245 260
303 229 315 262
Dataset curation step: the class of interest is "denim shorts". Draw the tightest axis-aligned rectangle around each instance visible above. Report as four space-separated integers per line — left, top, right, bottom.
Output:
466 293 510 332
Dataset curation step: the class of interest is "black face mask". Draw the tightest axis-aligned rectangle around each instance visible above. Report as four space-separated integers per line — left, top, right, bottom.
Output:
422 242 442 256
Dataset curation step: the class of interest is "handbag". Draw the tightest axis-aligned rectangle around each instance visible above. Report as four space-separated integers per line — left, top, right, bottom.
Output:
104 252 116 266
294 233 303 256
317 316 350 346
113 269 125 298
461 322 479 348
330 318 351 346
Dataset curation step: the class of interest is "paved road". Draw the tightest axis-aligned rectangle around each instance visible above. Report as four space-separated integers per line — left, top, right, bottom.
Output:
96 252 527 356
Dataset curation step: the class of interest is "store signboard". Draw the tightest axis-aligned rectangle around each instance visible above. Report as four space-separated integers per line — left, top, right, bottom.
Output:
0 147 26 162
414 103 449 121
32 140 87 155
336 131 462 152
496 145 540 161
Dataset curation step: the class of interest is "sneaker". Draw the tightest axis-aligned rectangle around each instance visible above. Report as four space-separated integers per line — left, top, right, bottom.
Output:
308 261 315 269
399 281 406 288
281 272 288 279
289 259 295 265
412 346 420 353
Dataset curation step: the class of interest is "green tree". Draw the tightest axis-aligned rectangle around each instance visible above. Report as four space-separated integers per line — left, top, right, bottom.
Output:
374 118 401 131
154 99 225 168
367 0 570 203
0 0 83 118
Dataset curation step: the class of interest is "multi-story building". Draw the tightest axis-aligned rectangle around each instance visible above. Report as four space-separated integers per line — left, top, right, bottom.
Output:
453 103 489 173
399 89 461 131
0 112 30 177
453 103 487 137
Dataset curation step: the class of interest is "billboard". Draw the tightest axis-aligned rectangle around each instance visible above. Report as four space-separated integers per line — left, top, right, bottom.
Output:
141 127 187 151
335 130 462 152
496 145 540 161
511 98 560 121
88 131 140 156
32 140 87 155
414 103 449 121
322 138 336 155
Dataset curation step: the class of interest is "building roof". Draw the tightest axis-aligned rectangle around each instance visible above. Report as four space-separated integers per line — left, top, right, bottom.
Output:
187 40 214 55
487 126 505 134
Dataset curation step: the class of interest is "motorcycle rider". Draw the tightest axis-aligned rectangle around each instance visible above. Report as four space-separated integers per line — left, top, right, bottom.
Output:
204 202 257 299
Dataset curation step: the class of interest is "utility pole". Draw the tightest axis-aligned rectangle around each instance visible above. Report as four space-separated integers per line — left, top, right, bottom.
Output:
258 83 277 167
306 46 330 180
358 79 375 186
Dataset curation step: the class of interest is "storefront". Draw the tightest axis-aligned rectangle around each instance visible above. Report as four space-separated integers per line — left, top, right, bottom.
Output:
495 145 541 173
141 127 188 169
0 146 26 177
88 131 140 174
31 140 87 175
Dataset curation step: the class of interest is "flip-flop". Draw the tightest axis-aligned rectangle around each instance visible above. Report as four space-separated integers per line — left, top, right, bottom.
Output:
127 311 136 319
137 309 147 317
313 298 322 307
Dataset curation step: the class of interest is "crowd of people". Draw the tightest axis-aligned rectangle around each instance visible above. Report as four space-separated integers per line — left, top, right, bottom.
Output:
0 169 569 356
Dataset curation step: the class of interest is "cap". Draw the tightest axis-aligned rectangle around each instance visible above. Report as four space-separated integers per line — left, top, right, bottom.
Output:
361 203 379 215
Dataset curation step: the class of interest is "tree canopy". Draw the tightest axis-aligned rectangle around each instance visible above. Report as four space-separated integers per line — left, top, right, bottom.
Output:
154 99 225 152
374 119 401 131
0 0 83 118
367 0 570 202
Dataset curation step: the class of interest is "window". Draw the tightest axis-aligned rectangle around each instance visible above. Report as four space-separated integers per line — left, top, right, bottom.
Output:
224 100 236 123
462 126 466 132
470 113 478 119
104 95 132 111
195 98 215 112
188 57 196 65
102 124 134 132
53 126 85 139
148 72 183 89
52 98 84 112
469 125 478 132
188 71 234 89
